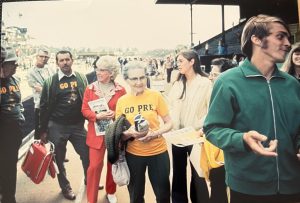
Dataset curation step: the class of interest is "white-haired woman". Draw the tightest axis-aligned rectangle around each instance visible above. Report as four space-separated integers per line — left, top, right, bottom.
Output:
116 61 173 203
82 55 126 203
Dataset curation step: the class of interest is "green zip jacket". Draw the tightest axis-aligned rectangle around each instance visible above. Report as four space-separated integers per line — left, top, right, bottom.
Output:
203 59 300 195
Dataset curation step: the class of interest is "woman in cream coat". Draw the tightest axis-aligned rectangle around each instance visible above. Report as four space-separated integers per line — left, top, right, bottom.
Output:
168 49 212 203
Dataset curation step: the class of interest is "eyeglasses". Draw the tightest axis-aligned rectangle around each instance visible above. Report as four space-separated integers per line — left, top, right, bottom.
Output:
128 76 147 82
38 55 49 58
96 68 110 72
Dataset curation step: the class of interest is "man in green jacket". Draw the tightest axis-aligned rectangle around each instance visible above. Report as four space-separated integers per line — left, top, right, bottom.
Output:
40 50 89 200
204 14 300 203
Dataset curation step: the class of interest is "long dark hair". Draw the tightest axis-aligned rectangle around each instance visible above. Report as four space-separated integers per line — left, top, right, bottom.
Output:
282 42 300 76
176 49 207 99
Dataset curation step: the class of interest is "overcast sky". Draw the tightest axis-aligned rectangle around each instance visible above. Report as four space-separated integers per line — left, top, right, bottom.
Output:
2 0 240 51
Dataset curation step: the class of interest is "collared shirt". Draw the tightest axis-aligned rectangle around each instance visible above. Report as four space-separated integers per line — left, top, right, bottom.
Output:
26 64 55 108
58 69 76 81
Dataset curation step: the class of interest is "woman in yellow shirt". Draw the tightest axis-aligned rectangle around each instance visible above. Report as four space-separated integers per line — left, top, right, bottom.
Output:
115 61 173 203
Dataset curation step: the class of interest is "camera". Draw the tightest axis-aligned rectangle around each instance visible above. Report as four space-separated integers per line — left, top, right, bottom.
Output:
134 113 149 132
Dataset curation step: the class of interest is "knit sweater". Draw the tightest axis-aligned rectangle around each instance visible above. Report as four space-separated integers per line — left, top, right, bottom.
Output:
168 74 212 131
39 71 87 132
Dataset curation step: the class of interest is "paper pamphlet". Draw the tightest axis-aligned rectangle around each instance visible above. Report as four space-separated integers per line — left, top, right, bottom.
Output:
162 126 204 147
189 143 204 177
88 98 112 136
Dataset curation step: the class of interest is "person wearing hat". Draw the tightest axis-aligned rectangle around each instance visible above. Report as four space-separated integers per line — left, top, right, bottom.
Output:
116 61 173 203
81 55 126 203
0 45 24 203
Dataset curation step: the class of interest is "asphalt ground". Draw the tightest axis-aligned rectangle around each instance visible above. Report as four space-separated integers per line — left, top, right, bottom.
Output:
17 139 197 203
14 68 203 203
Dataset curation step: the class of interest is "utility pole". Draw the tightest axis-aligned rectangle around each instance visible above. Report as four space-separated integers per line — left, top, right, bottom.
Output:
190 3 194 47
221 3 225 43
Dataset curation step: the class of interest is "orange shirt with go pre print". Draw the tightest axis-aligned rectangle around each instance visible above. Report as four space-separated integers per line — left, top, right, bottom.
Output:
115 89 169 156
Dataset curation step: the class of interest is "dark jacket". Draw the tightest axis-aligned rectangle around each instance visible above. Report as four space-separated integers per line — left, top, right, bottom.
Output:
0 76 25 123
39 71 87 133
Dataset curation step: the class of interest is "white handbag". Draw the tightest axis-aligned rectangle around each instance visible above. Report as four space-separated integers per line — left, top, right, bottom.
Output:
112 150 130 186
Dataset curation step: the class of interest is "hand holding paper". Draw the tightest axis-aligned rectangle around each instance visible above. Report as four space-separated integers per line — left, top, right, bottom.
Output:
163 127 204 147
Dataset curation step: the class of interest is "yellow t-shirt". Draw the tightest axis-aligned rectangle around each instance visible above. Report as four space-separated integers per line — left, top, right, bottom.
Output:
116 89 169 156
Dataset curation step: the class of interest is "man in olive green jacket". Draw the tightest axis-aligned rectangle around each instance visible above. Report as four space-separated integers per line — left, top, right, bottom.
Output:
204 14 300 203
39 50 89 201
